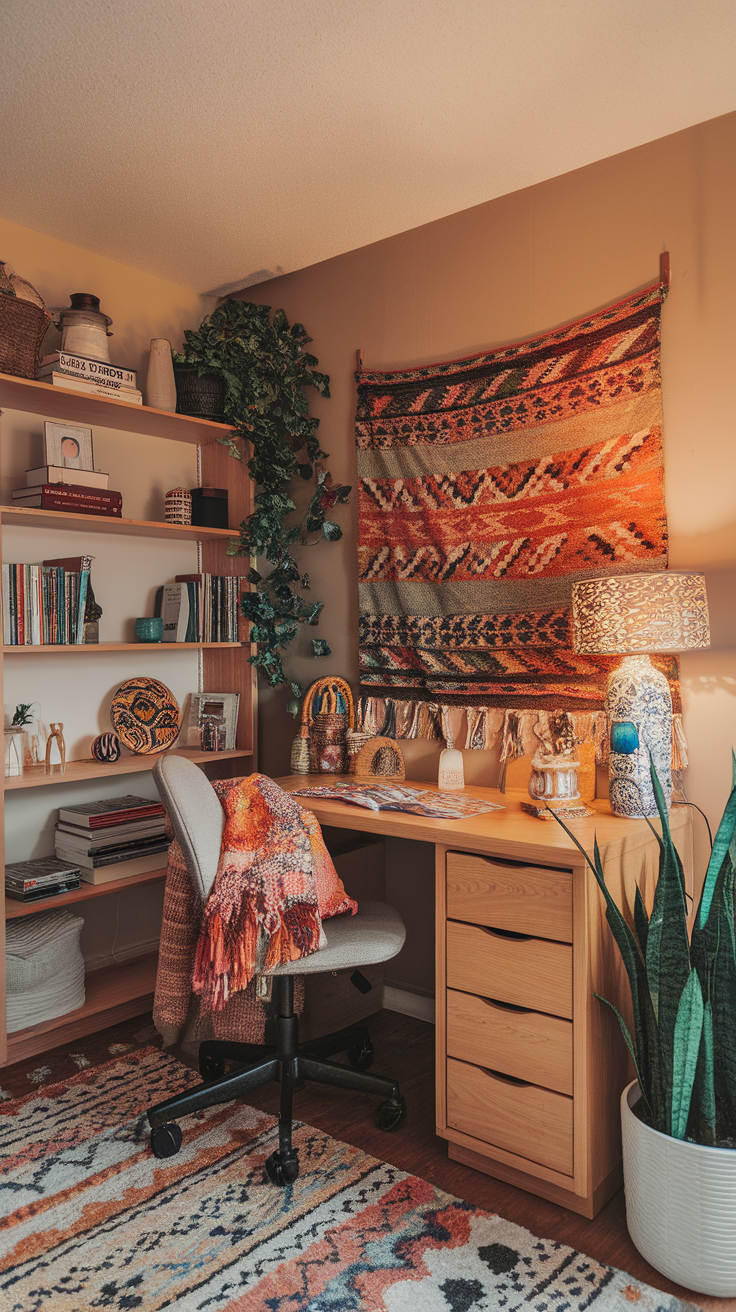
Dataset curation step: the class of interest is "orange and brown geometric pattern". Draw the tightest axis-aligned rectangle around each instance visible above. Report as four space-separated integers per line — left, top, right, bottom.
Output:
0 1050 697 1312
356 280 675 709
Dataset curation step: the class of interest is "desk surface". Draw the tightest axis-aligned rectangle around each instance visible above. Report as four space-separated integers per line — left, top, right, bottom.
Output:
276 774 691 868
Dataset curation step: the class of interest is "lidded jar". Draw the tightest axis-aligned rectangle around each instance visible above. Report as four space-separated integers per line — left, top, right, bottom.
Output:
54 292 113 362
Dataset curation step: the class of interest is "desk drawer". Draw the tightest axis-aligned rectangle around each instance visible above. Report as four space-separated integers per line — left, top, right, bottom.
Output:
447 1056 573 1175
447 920 573 1019
447 988 573 1095
447 851 572 942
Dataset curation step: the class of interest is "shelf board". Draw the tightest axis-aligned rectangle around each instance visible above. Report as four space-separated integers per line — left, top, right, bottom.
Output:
3 641 242 654
5 868 167 918
0 373 234 445
0 504 242 542
4 745 253 790
4 952 158 1066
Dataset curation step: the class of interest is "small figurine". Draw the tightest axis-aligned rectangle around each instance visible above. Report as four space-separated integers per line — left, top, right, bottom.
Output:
45 722 66 774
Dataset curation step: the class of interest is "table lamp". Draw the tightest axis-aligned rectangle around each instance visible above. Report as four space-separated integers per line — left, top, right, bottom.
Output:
571 572 710 817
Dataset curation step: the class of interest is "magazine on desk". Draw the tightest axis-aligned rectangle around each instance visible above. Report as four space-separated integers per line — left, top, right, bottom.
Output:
290 782 505 818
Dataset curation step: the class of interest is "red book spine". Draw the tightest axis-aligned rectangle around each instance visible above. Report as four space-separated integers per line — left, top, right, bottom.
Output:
36 486 123 517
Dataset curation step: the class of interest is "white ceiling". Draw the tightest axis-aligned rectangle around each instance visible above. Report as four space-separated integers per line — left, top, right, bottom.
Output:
2 0 736 294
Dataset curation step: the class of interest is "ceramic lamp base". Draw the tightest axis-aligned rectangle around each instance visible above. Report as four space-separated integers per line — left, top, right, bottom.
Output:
607 654 672 817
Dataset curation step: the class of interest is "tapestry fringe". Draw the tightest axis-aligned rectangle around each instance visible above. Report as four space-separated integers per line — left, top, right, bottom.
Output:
356 695 686 768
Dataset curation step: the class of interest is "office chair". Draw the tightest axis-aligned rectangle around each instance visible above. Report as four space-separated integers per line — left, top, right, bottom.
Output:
146 755 407 1185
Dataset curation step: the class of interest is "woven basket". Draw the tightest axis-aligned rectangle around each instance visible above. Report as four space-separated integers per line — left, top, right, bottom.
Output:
309 710 347 773
174 366 227 421
294 677 355 775
346 729 371 773
0 294 52 378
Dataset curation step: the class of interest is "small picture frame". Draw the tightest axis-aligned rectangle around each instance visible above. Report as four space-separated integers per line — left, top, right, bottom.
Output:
43 421 94 472
186 692 240 751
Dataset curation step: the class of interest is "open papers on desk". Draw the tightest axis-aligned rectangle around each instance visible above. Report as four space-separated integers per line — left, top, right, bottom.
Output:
290 782 505 819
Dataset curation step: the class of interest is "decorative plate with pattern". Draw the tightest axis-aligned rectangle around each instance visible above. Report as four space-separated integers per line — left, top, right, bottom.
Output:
110 677 180 754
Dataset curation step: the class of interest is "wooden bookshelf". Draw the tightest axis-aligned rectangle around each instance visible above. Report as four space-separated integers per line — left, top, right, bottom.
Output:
4 642 243 654
5 868 167 918
5 952 159 1065
0 367 257 1068
1 504 241 542
0 373 234 445
4 746 253 791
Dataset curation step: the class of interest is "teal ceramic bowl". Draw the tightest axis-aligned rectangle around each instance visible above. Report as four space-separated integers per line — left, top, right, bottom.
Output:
135 617 163 643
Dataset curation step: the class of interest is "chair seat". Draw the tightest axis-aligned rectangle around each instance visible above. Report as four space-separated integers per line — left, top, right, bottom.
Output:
269 899 406 975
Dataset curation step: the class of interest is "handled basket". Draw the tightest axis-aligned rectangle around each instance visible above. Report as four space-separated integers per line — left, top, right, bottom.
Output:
290 677 355 775
0 274 52 378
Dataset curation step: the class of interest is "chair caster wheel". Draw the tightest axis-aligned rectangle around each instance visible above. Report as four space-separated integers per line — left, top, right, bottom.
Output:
200 1052 225 1081
376 1096 406 1131
265 1149 299 1186
347 1038 374 1070
150 1122 183 1158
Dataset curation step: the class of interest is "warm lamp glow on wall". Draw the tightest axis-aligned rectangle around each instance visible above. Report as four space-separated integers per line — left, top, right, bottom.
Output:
571 572 710 817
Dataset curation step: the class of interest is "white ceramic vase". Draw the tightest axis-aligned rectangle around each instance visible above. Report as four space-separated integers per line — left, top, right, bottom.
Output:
621 1080 736 1296
146 339 177 411
438 746 464 791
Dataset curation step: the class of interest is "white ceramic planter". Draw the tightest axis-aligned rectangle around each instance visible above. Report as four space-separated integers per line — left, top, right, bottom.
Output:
621 1080 736 1296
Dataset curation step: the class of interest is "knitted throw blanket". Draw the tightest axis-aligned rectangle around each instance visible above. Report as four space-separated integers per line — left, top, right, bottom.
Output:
193 774 326 1012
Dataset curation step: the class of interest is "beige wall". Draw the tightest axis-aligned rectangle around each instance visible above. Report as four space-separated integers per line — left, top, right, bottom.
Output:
0 219 216 969
243 111 736 842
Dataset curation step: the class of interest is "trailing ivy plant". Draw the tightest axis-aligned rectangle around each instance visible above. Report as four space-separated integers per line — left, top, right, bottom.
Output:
174 300 350 686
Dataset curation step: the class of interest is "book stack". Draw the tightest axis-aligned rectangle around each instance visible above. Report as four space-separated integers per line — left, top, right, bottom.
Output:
37 351 142 404
11 484 122 516
156 574 245 643
54 795 170 885
5 855 82 904
2 555 92 645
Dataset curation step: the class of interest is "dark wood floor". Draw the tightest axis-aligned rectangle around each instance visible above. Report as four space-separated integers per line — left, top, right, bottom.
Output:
2 1007 728 1309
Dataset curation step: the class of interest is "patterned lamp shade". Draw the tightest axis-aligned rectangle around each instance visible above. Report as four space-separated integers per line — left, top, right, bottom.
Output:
571 572 710 655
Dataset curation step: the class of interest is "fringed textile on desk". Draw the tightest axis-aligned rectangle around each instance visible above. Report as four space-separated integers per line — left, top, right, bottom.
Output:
355 279 686 764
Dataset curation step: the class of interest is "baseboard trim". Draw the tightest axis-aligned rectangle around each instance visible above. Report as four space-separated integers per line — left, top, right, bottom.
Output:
382 985 435 1023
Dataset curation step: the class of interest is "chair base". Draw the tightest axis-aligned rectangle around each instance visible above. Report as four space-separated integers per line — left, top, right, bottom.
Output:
147 975 405 1185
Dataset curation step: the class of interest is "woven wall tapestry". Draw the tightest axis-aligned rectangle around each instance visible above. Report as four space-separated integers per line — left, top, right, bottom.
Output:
355 278 683 758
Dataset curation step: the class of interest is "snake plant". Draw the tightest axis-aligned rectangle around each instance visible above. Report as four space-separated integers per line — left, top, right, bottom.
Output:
552 757 736 1146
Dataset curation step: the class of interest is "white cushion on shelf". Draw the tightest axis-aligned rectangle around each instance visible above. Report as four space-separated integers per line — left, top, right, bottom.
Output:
6 908 84 995
6 958 86 1033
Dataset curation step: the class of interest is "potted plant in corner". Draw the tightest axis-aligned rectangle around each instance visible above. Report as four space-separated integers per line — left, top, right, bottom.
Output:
554 760 736 1297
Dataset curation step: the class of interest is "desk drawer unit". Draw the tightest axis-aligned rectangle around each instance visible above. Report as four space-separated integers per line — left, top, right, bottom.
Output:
440 848 582 1208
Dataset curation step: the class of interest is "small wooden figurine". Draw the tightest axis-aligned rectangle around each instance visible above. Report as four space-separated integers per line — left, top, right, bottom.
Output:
45 722 66 774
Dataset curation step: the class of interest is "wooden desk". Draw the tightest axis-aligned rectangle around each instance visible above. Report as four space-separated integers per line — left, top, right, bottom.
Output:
278 774 693 1219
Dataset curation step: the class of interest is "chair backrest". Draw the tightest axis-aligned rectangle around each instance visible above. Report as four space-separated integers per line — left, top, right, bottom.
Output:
152 754 224 900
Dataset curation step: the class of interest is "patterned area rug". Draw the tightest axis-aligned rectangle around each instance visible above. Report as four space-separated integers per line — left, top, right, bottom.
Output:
355 279 680 718
0 1049 699 1312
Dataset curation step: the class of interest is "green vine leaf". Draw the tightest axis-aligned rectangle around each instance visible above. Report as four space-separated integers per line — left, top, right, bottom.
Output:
176 299 346 685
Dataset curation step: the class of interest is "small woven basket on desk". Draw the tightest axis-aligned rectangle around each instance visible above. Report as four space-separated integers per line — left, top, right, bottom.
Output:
0 292 52 379
290 677 355 774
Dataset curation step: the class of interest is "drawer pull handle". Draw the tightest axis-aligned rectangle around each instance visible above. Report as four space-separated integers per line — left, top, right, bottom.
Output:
483 1066 531 1087
482 996 530 1015
481 926 531 942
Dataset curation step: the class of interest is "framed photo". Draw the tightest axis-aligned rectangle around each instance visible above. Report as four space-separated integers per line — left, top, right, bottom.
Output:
43 421 94 471
186 691 240 751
